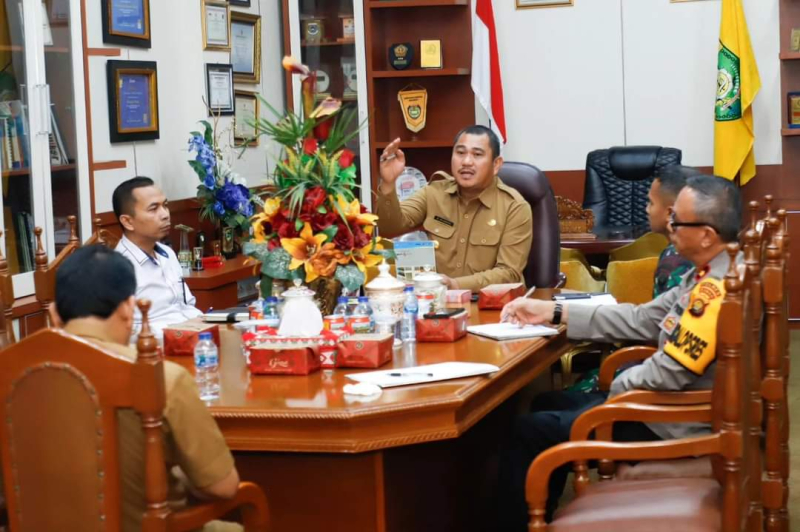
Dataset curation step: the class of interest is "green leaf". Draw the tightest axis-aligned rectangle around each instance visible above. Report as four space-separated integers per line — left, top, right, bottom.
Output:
199 120 213 145
189 160 209 181
371 248 397 261
261 248 293 280
340 164 357 181
243 241 270 262
317 205 327 214
321 224 338 241
335 263 365 292
294 219 304 232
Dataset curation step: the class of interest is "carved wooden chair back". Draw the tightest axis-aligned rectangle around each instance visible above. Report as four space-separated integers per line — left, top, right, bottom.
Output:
33 216 81 320
83 217 121 249
0 301 166 531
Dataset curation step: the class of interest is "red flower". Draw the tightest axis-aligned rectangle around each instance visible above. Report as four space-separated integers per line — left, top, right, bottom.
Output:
303 138 318 156
302 186 326 213
333 222 355 250
268 237 281 251
352 223 371 249
273 211 298 239
339 148 355 168
313 119 333 141
360 203 369 214
310 211 338 232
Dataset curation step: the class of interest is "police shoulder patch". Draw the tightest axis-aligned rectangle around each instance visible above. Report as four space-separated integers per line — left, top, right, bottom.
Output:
663 278 725 375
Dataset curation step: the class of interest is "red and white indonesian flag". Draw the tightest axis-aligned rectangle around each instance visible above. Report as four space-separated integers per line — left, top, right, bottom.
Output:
472 0 507 144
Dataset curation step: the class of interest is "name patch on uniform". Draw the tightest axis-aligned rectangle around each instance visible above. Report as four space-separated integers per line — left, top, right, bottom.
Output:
663 278 725 375
434 215 454 227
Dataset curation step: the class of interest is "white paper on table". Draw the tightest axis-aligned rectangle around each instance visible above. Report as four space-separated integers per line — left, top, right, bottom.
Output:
346 362 500 388
557 294 618 307
466 322 559 341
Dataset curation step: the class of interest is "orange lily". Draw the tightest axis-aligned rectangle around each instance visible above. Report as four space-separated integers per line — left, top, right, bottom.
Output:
351 238 384 274
308 243 350 279
309 97 342 119
335 195 378 227
281 222 328 282
250 198 282 243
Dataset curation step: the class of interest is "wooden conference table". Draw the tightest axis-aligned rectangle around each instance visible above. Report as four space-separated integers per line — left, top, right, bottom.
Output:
561 225 650 255
168 292 569 532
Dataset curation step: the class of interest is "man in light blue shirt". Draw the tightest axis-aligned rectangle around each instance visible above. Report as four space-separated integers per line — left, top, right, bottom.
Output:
112 177 202 338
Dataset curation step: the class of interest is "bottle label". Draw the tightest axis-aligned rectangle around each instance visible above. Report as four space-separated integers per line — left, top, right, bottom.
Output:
324 315 346 331
349 315 372 333
417 293 435 316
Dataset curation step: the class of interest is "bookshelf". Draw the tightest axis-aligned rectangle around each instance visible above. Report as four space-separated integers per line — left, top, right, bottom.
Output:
0 0 87 292
363 1 475 189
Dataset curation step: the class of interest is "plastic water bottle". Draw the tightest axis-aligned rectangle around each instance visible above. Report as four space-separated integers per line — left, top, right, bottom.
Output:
401 286 418 342
348 296 374 334
194 332 220 401
325 296 349 331
263 296 280 328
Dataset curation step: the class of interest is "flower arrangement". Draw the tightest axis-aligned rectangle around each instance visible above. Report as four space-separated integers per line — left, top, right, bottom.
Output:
243 57 385 295
188 119 255 234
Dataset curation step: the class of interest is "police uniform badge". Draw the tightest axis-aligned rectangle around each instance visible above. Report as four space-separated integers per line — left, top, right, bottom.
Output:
663 278 725 375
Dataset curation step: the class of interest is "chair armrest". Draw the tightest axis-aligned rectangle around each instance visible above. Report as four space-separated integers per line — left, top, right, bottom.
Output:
524 435 721 530
169 482 269 532
598 346 657 391
604 389 713 406
569 402 712 442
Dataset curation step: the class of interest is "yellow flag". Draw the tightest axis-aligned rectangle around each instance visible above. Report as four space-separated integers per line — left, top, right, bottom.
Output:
714 0 761 185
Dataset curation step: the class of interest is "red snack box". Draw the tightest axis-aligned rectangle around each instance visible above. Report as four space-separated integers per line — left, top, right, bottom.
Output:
416 311 468 342
163 321 220 357
478 283 525 310
337 333 394 368
244 336 323 375
445 289 472 304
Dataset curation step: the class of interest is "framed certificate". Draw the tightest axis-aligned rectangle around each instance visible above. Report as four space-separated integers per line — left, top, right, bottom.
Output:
106 60 159 143
101 0 151 48
231 11 261 84
234 90 259 147
516 0 572 7
202 0 230 51
206 63 235 115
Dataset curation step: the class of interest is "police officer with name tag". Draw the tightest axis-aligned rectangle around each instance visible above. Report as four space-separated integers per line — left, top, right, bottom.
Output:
375 125 533 292
496 175 742 531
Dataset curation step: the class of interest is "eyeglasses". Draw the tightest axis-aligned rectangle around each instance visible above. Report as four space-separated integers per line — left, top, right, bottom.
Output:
668 211 719 234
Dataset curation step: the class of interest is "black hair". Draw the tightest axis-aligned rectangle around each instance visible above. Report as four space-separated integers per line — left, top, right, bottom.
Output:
685 175 742 243
654 165 702 203
112 176 155 221
55 245 137 322
453 125 501 160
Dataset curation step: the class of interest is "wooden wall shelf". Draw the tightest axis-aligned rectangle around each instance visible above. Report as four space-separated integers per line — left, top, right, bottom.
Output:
2 164 75 178
781 127 800 136
372 67 470 78
301 40 355 47
369 0 468 8
780 51 800 60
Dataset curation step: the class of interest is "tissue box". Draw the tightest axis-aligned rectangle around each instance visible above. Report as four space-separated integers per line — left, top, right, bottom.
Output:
163 322 220 357
416 311 468 342
246 337 322 375
478 283 525 310
337 333 394 368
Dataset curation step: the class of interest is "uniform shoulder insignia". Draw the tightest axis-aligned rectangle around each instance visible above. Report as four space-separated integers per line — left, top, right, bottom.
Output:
663 278 725 375
496 181 526 203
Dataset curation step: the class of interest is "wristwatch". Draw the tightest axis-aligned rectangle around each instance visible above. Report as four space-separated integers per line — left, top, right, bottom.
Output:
552 302 563 325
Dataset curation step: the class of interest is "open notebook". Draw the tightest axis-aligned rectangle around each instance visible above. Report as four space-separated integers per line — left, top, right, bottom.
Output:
346 362 500 388
467 323 559 341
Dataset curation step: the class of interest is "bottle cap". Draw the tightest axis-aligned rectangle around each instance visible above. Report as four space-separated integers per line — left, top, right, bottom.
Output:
198 332 212 341
358 296 369 303
404 286 414 292
266 296 278 303
337 296 348 303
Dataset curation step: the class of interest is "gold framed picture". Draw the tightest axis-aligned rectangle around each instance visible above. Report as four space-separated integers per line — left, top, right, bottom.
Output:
516 0 573 8
106 60 159 143
234 90 260 147
101 0 151 48
202 0 230 51
231 11 261 84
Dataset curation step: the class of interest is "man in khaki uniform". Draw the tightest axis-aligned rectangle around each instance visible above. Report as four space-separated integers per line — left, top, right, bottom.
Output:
47 245 241 531
376 125 533 291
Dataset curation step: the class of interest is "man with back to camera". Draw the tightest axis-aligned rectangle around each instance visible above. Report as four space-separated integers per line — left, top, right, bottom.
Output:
0 245 241 531
496 175 742 530
375 125 533 291
112 176 202 338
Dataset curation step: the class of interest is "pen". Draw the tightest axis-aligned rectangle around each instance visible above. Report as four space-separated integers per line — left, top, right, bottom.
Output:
388 372 434 377
523 285 537 298
379 154 397 163
553 294 591 300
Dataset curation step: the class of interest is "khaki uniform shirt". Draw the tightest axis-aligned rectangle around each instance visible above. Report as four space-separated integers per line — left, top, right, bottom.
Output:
62 322 238 532
567 249 737 440
376 174 533 291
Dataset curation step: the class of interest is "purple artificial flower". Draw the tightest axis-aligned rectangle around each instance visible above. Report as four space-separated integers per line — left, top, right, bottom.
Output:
217 181 252 217
204 173 216 189
213 201 225 216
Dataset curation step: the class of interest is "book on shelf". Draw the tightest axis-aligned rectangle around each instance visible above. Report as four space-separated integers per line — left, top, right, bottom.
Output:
0 100 30 172
50 105 68 165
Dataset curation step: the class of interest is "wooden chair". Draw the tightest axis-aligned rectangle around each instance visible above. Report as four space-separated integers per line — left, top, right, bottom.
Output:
0 300 269 531
525 243 757 531
0 230 14 346
84 217 121 249
33 216 81 318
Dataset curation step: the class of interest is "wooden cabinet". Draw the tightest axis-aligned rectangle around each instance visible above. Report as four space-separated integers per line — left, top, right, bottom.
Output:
363 0 475 190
